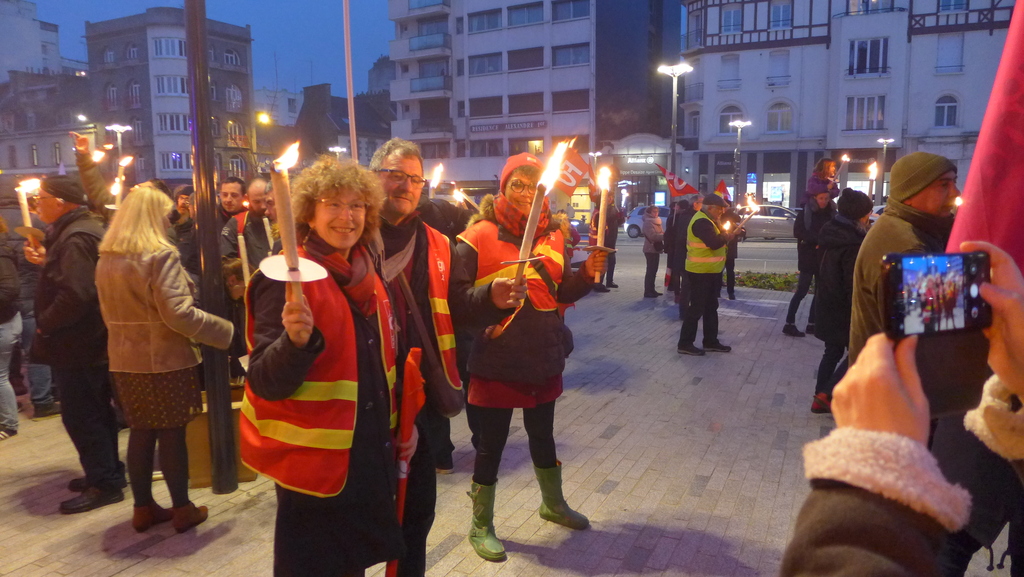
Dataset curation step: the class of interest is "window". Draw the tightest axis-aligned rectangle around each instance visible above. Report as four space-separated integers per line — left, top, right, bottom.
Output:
845 95 886 130
552 44 589 67
210 82 218 101
31 144 39 167
419 59 448 77
688 111 700 139
226 84 243 111
939 0 967 11
767 50 790 85
153 38 186 57
470 139 503 157
766 102 792 133
421 142 450 159
719 54 740 90
128 81 141 108
508 47 544 70
287 98 297 113
848 38 889 75
132 117 144 142
156 76 188 95
936 33 964 73
457 59 465 76
719 105 743 134
136 154 146 174
418 17 448 36
457 100 466 117
105 84 118 109
509 138 544 156
456 17 464 34
469 53 501 75
722 6 742 34
126 43 138 60
161 152 193 171
103 47 115 64
552 0 589 20
468 10 501 32
228 155 246 177
7 145 16 169
508 92 543 114
469 96 502 117
26 112 36 130
552 89 588 112
848 0 894 13
158 113 190 132
52 142 60 166
227 121 245 139
935 95 958 127
769 0 792 28
211 116 221 136
224 49 240 66
508 3 543 26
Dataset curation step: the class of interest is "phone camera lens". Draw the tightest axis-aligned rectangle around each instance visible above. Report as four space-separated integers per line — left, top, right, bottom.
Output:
970 284 979 298
971 307 979 319
969 264 978 274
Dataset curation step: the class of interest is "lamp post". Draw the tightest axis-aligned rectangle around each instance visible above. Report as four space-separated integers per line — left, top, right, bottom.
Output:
729 119 752 198
104 123 132 162
877 138 894 202
328 146 343 160
657 62 693 176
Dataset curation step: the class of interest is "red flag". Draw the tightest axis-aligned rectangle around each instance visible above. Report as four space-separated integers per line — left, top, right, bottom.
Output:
947 4 1024 266
656 164 698 197
550 147 589 199
714 180 731 202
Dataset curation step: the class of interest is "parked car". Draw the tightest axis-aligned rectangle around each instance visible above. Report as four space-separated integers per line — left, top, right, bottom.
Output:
869 205 886 224
738 205 797 241
623 205 671 238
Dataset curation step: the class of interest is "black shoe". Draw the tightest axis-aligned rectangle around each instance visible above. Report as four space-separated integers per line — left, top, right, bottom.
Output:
644 292 660 298
782 324 806 337
592 283 610 293
0 427 16 441
59 486 124 514
728 293 736 300
435 453 454 475
606 282 619 289
703 342 732 353
805 324 815 335
32 401 61 421
68 477 88 492
677 344 705 356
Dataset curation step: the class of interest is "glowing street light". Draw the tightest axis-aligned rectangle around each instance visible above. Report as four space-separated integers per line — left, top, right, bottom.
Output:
657 62 694 176
257 112 271 125
729 120 752 197
104 124 132 162
877 138 895 202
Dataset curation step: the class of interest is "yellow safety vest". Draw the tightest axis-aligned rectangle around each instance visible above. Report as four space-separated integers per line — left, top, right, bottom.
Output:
685 211 727 274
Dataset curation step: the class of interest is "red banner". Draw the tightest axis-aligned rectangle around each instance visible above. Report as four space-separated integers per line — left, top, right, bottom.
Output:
551 148 590 199
656 164 698 197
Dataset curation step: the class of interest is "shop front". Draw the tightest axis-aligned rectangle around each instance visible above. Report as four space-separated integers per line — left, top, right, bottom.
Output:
609 152 670 211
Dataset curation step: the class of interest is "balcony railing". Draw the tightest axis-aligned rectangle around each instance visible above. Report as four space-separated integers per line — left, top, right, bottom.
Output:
681 83 703 103
409 32 451 51
717 78 741 90
226 134 250 148
680 32 704 51
410 0 450 8
412 118 453 133
766 75 791 87
935 64 964 74
834 5 906 17
411 75 452 92
846 66 891 77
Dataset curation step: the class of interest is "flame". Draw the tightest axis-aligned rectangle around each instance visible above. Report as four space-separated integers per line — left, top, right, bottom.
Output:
955 196 963 207
539 140 572 192
747 196 759 213
91 150 106 163
16 179 41 194
453 189 465 202
110 179 122 198
430 164 444 189
722 221 731 231
868 162 879 180
274 142 300 171
103 144 114 150
243 200 250 208
118 155 134 168
597 166 611 192
841 154 850 163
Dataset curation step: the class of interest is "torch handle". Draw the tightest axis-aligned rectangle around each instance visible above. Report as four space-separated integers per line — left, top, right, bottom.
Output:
594 188 609 282
262 217 274 257
237 235 251 286
515 184 547 284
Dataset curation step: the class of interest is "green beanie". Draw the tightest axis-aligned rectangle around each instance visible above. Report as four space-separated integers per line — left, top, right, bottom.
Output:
889 152 957 203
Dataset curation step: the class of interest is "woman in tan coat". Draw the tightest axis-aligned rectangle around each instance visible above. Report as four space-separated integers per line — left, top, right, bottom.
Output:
96 185 233 533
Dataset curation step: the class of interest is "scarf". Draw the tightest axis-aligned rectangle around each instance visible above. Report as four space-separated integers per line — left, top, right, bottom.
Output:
302 231 377 317
884 200 955 251
495 192 550 240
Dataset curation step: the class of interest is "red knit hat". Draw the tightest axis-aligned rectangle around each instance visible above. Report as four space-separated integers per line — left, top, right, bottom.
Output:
499 152 543 193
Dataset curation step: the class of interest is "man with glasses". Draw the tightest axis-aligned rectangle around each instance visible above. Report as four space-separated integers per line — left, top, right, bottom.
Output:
24 176 126 513
220 176 274 273
368 138 521 577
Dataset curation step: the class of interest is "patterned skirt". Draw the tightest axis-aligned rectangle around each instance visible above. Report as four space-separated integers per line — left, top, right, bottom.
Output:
111 366 202 429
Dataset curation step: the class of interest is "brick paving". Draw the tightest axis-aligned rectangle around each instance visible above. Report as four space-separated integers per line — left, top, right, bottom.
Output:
0 245 1008 576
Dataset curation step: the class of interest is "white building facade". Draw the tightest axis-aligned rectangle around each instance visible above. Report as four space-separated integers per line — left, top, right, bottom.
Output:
680 0 1012 207
254 88 303 126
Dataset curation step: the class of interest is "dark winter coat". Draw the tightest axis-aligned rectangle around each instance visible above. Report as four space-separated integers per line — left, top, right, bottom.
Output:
0 197 43 316
794 199 836 273
417 195 474 242
669 208 697 271
813 216 865 346
32 207 107 368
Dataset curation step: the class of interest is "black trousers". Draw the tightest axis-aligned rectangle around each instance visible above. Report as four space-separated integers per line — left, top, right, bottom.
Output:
677 264 691 320
678 272 722 348
723 252 736 297
54 365 125 491
472 400 557 486
602 251 617 284
644 252 660 295
815 342 848 396
786 270 817 325
397 421 436 577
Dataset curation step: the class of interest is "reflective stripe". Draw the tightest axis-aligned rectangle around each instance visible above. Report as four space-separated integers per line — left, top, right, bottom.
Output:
429 297 450 316
290 380 359 402
687 241 708 249
534 243 565 268
241 399 354 450
688 255 726 263
437 333 456 351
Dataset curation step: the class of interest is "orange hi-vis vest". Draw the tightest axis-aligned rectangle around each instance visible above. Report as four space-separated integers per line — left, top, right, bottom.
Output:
422 225 462 393
458 220 565 312
239 247 398 498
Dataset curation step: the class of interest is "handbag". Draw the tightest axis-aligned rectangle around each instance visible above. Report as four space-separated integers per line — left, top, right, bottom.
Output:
396 273 464 418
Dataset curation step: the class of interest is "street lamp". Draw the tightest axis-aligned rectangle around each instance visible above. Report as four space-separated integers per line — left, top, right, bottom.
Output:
257 112 271 125
104 124 132 162
729 120 752 198
657 62 694 176
328 146 344 160
77 114 88 122
877 138 894 201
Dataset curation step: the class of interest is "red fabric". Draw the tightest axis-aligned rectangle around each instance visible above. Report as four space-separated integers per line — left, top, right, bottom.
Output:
656 164 699 197
947 3 1024 267
468 374 563 409
494 191 550 240
714 180 731 202
302 232 377 316
499 153 543 192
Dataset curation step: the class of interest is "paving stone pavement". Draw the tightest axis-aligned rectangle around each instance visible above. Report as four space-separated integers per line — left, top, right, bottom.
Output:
0 252 1010 576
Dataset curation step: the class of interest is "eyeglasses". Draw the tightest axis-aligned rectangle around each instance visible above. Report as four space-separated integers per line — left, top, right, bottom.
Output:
319 198 368 215
377 169 426 188
508 179 537 194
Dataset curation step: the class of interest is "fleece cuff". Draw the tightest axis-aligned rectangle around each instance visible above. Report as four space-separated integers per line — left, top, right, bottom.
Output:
804 428 971 531
965 375 1024 460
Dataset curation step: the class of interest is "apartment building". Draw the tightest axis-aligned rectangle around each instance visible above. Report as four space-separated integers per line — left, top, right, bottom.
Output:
84 7 255 185
388 0 680 200
680 0 1011 206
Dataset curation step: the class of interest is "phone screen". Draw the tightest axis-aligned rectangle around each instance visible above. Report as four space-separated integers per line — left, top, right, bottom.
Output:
884 251 992 339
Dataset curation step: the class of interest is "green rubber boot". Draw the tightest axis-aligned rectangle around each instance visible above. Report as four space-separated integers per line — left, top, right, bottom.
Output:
468 482 506 561
534 463 590 530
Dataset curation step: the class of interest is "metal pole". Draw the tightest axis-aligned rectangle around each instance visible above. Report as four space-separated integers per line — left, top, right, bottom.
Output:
185 0 238 494
733 127 742 197
342 0 359 160
881 141 888 201
116 132 123 162
669 75 678 176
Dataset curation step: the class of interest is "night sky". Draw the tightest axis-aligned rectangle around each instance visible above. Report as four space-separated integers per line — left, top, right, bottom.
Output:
33 0 393 95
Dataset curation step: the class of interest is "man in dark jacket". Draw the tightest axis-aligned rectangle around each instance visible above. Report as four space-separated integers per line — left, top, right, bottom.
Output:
810 189 872 413
784 190 836 337
677 194 735 356
590 194 624 292
25 176 125 514
669 195 700 319
220 177 273 273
